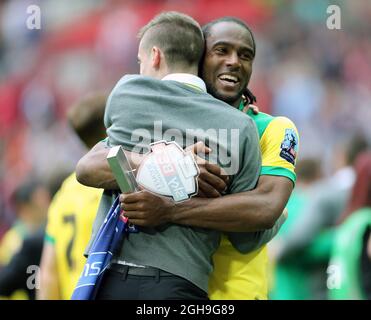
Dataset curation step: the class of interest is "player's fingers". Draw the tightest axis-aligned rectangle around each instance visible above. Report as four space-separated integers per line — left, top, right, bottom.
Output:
120 192 142 204
135 184 145 191
204 162 229 184
243 104 259 114
282 208 289 219
120 202 141 212
196 188 207 198
199 170 227 193
194 154 207 167
122 210 141 220
198 179 221 198
127 219 146 226
186 141 211 155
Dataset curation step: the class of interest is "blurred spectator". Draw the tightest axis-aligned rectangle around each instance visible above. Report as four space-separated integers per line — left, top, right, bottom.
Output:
269 134 369 299
328 152 371 300
0 178 50 265
19 79 83 182
0 92 106 300
38 93 106 300
269 158 323 300
0 228 44 300
0 178 51 299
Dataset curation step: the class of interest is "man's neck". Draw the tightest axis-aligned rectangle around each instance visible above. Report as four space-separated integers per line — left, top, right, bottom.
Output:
162 73 206 92
166 66 198 76
231 97 243 109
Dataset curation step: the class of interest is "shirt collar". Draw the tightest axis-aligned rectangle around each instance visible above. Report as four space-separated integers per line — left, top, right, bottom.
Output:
162 73 207 92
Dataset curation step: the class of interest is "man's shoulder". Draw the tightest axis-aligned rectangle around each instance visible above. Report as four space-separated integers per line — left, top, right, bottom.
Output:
247 109 297 139
49 173 101 215
55 173 90 198
262 116 299 145
247 109 274 122
112 74 202 96
114 74 158 89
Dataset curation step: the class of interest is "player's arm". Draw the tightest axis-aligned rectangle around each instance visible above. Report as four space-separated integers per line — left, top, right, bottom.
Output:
76 141 228 197
120 174 292 232
76 140 143 190
172 174 292 231
121 116 298 232
38 242 60 300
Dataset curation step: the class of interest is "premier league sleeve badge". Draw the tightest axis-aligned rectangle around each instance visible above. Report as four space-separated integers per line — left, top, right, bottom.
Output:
280 128 298 165
136 140 200 202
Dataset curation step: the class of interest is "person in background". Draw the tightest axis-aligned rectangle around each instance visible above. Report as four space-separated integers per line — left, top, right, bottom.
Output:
328 151 371 300
38 93 107 300
0 179 51 300
0 228 44 300
269 158 322 300
270 134 368 299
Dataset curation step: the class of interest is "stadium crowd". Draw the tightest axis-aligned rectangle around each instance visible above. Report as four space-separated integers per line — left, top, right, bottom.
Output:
0 0 370 300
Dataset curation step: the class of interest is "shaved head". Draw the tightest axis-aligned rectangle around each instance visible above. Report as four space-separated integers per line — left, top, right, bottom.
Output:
138 11 204 69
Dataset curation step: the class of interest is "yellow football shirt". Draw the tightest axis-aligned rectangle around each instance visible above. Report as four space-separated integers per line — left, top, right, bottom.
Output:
209 109 299 300
0 222 30 300
45 173 101 300
0 222 28 266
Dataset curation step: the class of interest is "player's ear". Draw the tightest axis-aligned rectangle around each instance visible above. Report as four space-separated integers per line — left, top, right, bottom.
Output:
151 46 161 69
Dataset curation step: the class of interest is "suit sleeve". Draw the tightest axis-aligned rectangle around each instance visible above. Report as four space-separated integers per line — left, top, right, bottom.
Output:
227 118 261 193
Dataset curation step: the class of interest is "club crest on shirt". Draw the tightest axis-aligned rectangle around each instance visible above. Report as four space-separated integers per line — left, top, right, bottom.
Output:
280 128 298 165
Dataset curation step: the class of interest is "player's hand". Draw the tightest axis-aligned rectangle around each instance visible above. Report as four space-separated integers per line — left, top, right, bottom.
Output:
185 142 229 198
119 190 174 227
242 104 260 115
